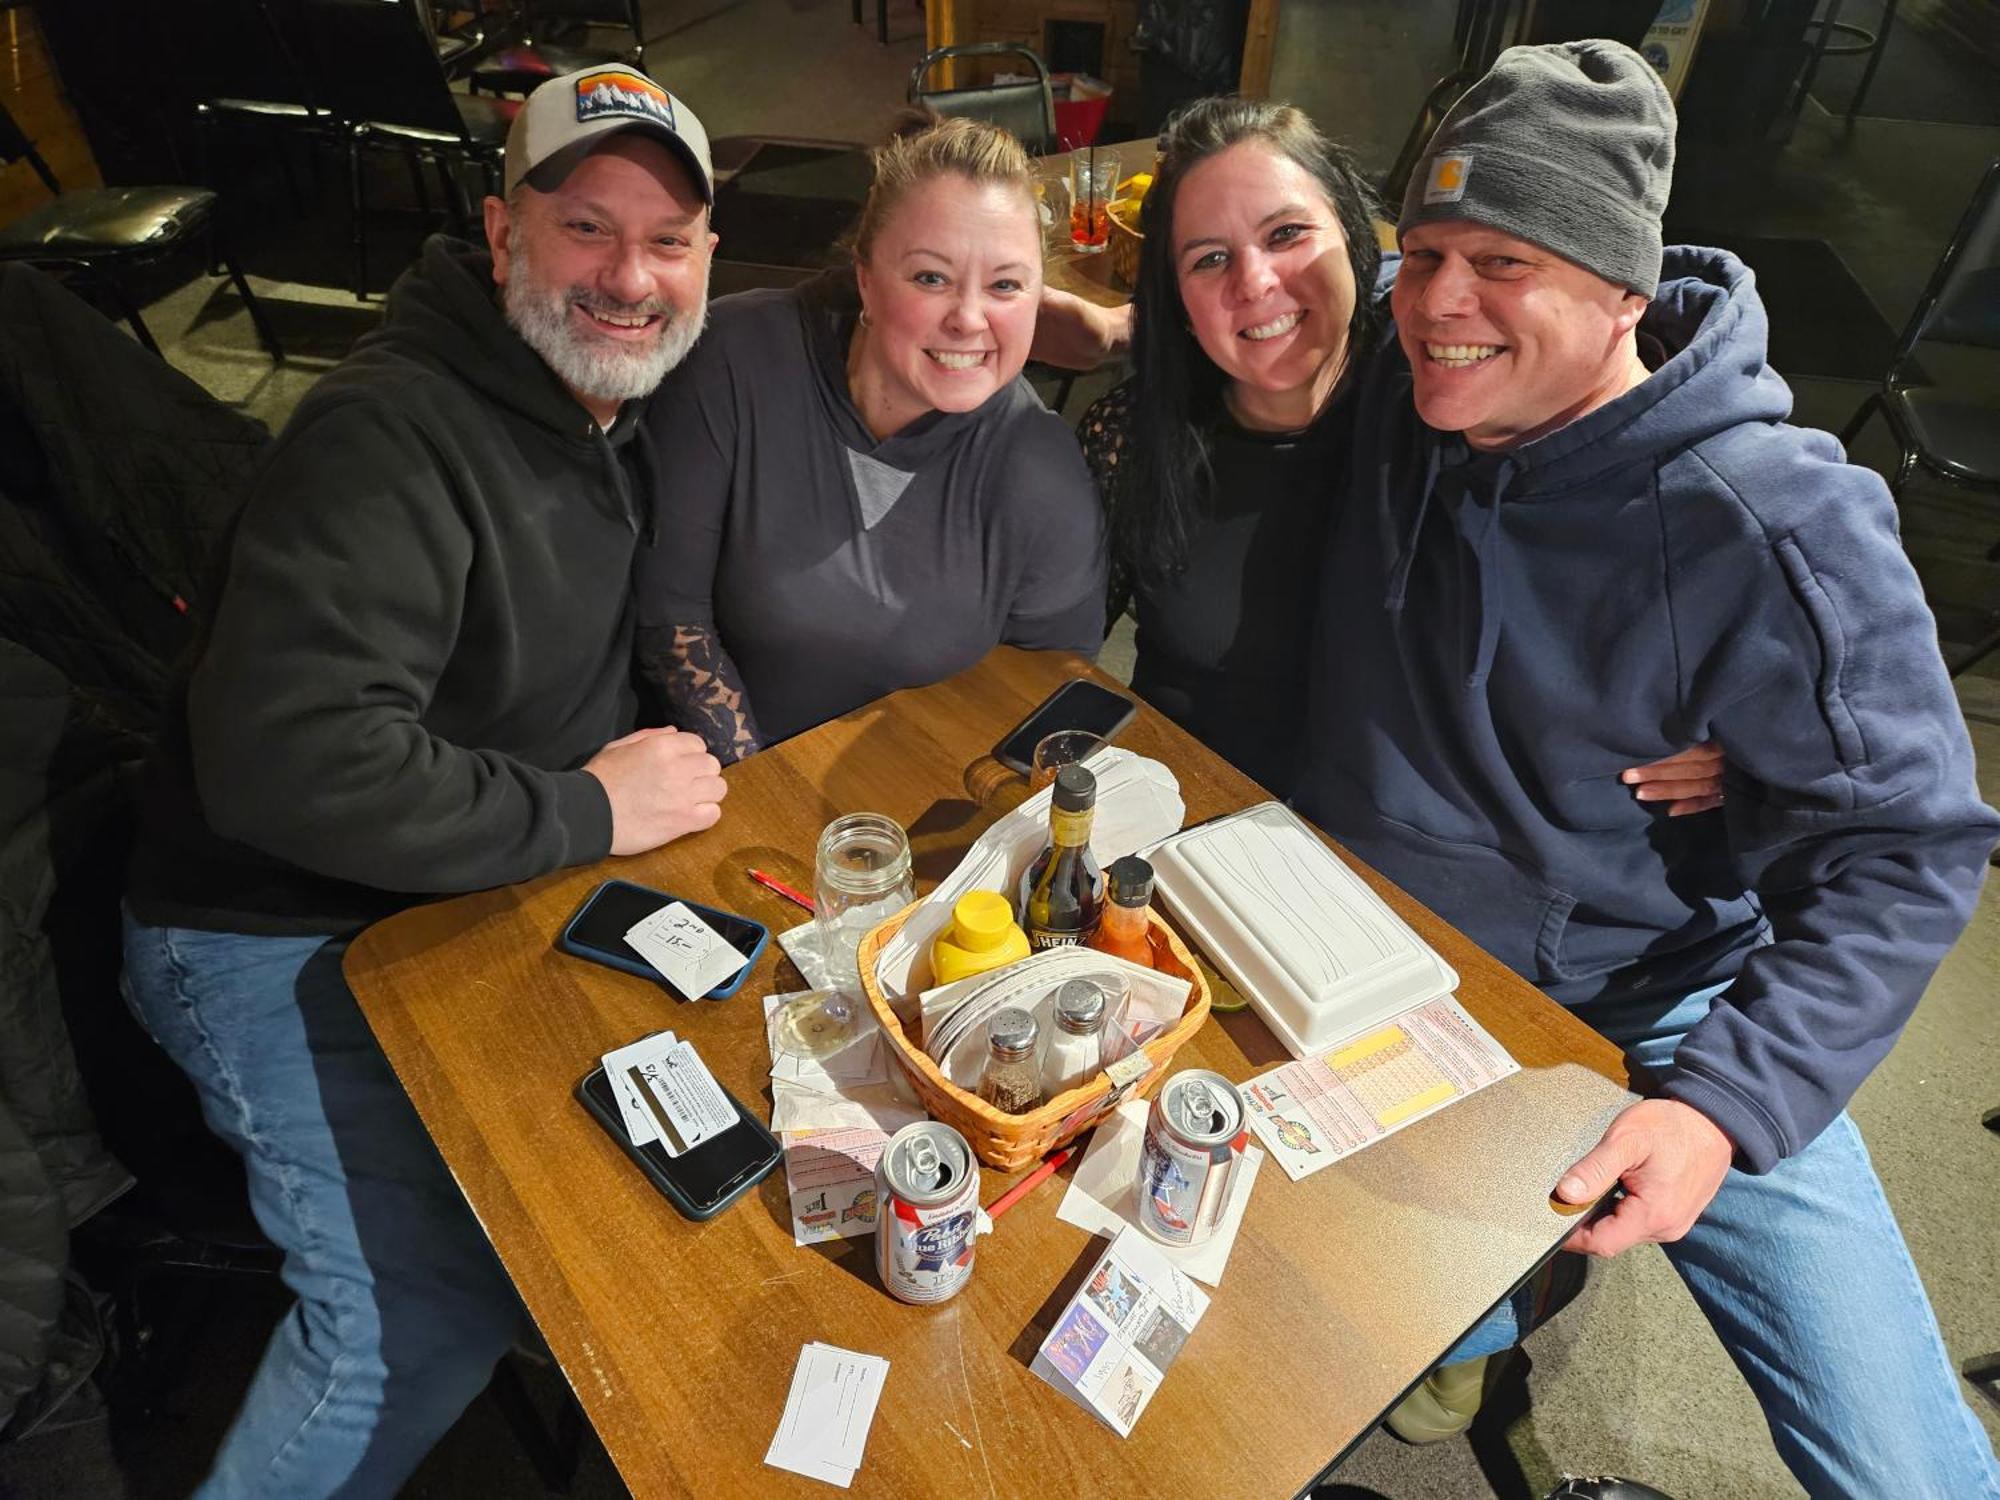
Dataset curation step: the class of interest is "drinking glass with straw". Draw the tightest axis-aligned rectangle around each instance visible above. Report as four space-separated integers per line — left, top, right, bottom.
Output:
1070 145 1119 254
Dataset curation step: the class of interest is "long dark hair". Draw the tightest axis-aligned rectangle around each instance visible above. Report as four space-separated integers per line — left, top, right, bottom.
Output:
1115 97 1383 582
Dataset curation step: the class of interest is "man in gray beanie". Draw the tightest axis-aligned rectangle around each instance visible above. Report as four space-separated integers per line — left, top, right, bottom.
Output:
1295 40 2000 1493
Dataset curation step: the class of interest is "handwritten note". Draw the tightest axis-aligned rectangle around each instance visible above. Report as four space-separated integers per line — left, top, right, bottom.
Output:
625 901 748 999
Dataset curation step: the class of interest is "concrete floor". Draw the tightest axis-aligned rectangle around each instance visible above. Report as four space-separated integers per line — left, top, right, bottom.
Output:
3 4 1998 1497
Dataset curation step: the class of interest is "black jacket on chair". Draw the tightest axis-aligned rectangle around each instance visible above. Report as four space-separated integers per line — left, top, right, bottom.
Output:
0 263 268 1431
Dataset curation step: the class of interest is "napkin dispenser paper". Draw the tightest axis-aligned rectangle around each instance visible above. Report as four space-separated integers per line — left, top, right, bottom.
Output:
1147 801 1459 1059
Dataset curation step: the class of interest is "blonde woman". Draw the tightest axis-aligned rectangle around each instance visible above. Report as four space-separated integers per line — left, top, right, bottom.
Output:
636 115 1105 759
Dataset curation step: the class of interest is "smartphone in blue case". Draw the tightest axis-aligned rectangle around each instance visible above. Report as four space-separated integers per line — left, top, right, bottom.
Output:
555 878 770 1000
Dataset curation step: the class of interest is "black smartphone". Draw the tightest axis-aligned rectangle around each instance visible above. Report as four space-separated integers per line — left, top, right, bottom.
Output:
555 879 770 1000
576 1063 782 1222
992 678 1138 775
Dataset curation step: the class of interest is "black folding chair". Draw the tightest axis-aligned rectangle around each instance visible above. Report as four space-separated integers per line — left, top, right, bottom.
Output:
1840 158 2000 677
293 0 517 298
178 0 337 228
470 0 647 97
0 97 282 361
908 43 1058 157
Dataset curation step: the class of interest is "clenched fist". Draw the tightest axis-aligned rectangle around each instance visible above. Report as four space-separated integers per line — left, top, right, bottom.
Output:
584 727 728 855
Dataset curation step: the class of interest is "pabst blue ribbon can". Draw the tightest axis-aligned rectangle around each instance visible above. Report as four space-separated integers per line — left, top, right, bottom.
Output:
874 1121 980 1304
1137 1069 1247 1247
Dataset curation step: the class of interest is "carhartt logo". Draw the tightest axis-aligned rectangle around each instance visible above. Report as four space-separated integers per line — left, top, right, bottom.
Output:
1424 152 1472 205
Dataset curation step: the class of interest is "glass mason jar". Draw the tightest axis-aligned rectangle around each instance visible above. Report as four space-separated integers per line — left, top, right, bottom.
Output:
813 812 915 996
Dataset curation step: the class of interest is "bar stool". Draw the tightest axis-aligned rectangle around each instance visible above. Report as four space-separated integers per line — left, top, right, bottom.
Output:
1791 0 1902 121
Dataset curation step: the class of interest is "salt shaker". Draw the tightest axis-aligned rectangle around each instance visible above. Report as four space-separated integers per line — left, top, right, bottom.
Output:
1040 978 1108 1097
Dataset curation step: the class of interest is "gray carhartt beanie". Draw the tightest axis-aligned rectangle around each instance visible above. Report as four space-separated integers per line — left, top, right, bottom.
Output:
1399 39 1676 296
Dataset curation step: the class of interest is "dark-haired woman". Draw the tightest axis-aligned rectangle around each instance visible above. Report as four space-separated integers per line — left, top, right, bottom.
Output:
1080 97 1382 795
1080 97 1722 813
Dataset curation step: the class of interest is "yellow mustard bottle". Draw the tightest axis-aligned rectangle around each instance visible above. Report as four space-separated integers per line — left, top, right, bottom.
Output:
930 890 1031 985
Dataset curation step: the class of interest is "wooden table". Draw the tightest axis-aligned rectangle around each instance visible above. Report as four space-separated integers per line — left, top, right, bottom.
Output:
346 649 1632 1499
1037 138 1155 309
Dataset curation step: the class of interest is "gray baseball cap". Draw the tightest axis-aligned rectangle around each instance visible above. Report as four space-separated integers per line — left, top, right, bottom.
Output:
503 65 714 202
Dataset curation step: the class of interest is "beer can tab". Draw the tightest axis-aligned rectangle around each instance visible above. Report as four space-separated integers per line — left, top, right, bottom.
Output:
1177 1080 1218 1132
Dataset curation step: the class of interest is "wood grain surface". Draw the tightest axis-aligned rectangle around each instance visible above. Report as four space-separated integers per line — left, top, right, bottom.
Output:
346 648 1632 1499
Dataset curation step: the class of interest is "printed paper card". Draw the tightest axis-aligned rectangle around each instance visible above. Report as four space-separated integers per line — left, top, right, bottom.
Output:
764 1342 889 1489
1239 995 1518 1182
624 900 749 998
599 1032 738 1156
1031 1225 1210 1437
602 1031 674 1146
784 1126 888 1246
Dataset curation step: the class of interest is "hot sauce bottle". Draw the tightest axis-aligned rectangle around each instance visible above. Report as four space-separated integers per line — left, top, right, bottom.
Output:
1085 854 1156 968
1020 764 1103 949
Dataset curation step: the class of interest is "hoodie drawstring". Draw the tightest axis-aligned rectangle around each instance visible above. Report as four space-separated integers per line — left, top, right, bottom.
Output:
1383 434 1516 690
1463 456 1514 689
1384 439 1442 613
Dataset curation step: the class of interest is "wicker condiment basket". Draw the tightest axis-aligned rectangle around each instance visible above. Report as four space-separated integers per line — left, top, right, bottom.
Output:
1107 205 1142 291
856 901 1211 1171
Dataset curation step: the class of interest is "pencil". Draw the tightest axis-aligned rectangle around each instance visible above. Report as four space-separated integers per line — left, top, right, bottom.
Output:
747 867 815 913
985 1147 1075 1223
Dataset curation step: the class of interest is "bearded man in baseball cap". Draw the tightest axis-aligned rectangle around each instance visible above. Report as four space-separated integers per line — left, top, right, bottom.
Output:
121 67 729 1497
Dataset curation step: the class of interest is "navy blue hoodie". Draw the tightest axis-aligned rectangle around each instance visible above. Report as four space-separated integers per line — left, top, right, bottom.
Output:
1297 246 1998 1173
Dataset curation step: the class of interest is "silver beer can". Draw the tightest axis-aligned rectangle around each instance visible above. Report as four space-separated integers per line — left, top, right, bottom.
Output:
874 1121 980 1304
1137 1068 1246 1247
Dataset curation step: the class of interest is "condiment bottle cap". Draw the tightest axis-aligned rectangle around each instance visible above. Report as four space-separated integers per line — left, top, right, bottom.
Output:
1107 855 1154 905
1052 763 1096 811
951 890 1016 951
987 1006 1039 1060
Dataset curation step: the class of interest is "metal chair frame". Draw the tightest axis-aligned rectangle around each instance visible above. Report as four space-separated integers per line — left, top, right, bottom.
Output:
468 0 647 98
186 0 340 234
0 97 283 361
907 43 1058 157
1840 158 2000 677
1791 0 1902 121
1382 0 1524 208
292 0 512 298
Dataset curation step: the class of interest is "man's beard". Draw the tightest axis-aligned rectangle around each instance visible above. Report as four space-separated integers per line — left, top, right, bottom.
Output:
503 238 709 405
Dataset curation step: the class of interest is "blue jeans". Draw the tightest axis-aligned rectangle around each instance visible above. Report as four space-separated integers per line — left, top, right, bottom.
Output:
1442 983 2000 1498
121 910 526 1499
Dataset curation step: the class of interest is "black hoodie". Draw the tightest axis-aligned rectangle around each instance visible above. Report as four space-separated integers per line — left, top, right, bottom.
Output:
128 237 649 935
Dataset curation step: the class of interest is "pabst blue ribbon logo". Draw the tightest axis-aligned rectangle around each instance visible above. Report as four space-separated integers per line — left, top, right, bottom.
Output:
910 1212 974 1273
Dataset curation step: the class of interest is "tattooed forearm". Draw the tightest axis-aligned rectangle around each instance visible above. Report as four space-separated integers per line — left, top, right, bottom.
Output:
635 623 767 765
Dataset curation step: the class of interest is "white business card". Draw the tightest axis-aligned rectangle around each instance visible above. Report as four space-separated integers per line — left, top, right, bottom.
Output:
602 1031 677 1147
624 901 750 999
639 1039 739 1155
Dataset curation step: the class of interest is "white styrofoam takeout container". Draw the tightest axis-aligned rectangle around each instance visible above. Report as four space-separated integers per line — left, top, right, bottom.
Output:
1147 801 1459 1059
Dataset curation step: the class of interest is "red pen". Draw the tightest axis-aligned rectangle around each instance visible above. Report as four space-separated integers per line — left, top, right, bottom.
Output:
984 1147 1075 1224
747 867 815 913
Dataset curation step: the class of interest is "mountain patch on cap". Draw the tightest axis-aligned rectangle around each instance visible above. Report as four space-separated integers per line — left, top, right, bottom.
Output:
575 69 678 131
